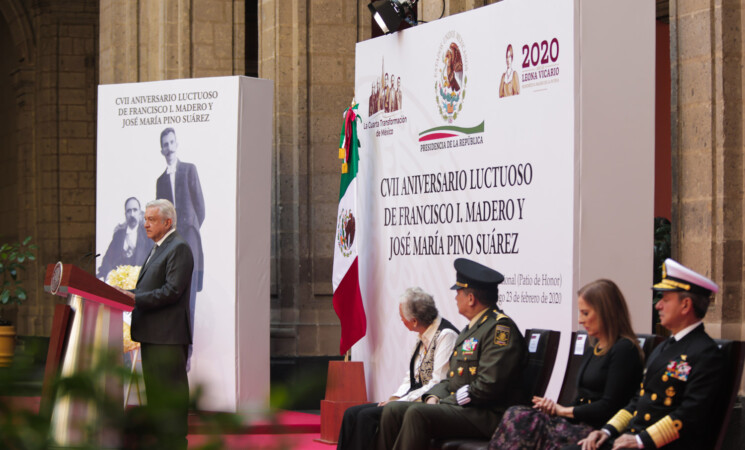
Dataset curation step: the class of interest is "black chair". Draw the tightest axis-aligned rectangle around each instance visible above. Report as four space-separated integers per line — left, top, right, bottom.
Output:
521 328 561 398
557 331 589 405
635 333 663 360
707 339 745 449
433 329 561 450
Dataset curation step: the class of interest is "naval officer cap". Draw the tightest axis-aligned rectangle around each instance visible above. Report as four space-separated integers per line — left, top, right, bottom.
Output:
450 258 505 291
653 258 719 297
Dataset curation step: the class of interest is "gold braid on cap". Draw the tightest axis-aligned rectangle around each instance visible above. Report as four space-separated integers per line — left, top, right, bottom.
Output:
646 416 681 448
455 281 469 288
606 410 633 433
656 278 691 291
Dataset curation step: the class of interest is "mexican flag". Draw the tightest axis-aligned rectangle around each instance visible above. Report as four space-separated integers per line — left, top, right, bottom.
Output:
332 103 367 355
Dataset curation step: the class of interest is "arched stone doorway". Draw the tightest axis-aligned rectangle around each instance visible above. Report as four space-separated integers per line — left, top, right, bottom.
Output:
0 0 35 328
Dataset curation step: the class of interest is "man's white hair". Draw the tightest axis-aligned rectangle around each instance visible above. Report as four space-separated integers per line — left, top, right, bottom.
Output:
146 199 177 230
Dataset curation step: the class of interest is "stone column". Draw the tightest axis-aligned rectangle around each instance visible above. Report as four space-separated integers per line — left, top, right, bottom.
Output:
99 0 138 83
100 0 245 84
419 0 497 21
259 0 309 355
260 0 369 356
670 0 744 340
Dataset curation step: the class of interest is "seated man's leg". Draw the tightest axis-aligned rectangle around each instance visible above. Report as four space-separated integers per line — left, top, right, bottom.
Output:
392 403 492 450
337 403 379 450
378 401 414 450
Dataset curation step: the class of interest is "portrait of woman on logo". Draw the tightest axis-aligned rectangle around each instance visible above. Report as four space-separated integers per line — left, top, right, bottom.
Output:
499 44 520 98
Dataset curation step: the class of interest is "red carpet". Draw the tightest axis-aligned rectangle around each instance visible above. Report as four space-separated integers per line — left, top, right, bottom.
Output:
187 411 330 449
187 409 321 434
1 397 333 449
188 432 332 449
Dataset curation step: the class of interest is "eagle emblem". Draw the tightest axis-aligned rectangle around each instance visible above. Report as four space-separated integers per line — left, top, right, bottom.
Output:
435 34 468 123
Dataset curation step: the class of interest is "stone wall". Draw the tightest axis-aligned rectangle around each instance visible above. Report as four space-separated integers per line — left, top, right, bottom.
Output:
0 0 99 335
670 0 745 340
0 17 20 243
260 0 371 356
100 0 245 84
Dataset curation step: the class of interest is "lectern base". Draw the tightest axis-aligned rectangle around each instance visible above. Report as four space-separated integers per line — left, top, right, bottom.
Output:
316 361 367 444
49 294 124 448
315 399 368 444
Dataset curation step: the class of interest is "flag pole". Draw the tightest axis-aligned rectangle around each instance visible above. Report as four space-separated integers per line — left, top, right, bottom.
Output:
318 100 368 443
344 94 356 366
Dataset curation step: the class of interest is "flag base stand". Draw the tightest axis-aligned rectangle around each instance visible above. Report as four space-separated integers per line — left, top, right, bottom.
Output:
314 360 367 444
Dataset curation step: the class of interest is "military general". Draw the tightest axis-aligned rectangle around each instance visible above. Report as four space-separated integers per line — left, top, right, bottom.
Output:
377 258 527 450
571 258 723 450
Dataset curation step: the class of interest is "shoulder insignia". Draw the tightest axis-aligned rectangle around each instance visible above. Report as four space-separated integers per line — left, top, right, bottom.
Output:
495 324 511 346
495 312 509 321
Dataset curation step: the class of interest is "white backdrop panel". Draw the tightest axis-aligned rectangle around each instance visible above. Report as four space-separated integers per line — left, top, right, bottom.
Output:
355 0 576 401
97 76 271 412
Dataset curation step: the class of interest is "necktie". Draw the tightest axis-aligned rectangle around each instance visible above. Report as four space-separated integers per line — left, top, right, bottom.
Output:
660 336 676 353
144 245 158 267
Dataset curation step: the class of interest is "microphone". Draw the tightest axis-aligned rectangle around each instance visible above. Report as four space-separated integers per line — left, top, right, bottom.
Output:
78 251 101 266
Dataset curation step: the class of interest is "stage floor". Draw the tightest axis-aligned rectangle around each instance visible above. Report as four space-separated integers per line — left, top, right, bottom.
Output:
1 396 334 449
187 431 331 449
187 410 331 449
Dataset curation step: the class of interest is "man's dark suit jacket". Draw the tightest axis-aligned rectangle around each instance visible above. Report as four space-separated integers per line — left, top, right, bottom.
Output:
131 231 194 345
97 225 151 279
156 160 205 291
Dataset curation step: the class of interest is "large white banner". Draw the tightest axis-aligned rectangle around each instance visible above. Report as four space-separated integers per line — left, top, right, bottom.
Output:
355 0 575 400
96 76 271 412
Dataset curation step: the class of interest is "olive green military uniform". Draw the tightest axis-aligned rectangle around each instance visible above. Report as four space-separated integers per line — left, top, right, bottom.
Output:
378 309 527 450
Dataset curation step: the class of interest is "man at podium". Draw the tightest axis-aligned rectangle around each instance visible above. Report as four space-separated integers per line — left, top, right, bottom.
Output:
117 199 194 449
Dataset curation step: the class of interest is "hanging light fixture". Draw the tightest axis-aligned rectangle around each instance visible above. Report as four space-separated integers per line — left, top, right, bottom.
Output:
367 0 419 34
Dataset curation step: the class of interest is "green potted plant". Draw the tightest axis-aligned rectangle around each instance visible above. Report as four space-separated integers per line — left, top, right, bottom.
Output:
0 236 37 367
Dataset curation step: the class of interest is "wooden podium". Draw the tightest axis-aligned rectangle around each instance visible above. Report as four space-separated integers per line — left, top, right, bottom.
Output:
316 361 368 444
43 262 134 448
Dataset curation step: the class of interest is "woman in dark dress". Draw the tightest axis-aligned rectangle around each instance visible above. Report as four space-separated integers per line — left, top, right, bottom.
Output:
489 279 644 450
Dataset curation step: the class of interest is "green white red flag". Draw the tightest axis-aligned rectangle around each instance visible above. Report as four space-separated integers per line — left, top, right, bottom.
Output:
332 103 366 355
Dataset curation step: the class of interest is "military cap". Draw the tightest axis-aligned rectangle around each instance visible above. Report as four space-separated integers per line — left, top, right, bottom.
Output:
450 258 504 291
653 258 718 297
